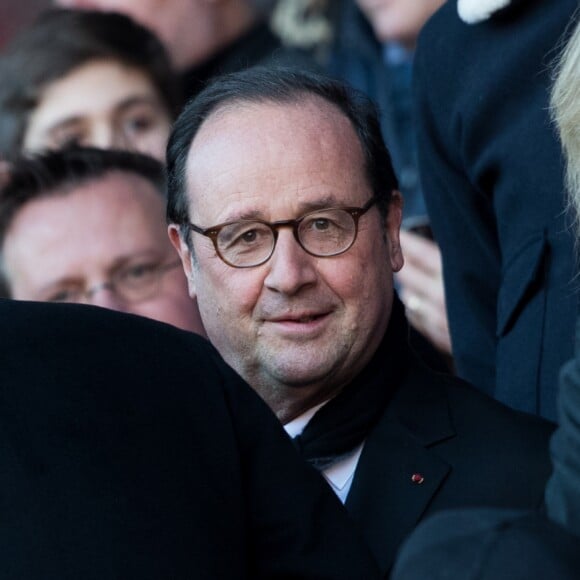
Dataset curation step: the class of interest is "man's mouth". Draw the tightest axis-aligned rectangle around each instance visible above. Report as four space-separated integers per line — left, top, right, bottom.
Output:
270 312 328 324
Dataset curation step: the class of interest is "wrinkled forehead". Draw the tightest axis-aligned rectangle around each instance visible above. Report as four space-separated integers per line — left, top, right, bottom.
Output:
183 97 368 219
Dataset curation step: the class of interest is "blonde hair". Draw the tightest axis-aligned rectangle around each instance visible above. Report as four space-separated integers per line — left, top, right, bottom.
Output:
552 14 580 236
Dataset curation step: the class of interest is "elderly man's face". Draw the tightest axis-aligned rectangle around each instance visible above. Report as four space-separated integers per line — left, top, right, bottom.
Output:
4 171 204 335
170 99 403 419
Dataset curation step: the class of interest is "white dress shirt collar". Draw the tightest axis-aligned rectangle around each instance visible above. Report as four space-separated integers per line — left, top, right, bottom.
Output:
284 401 364 504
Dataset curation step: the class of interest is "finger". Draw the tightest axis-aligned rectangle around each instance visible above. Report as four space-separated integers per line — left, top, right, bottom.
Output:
396 264 446 306
401 288 449 333
399 231 442 274
403 294 452 354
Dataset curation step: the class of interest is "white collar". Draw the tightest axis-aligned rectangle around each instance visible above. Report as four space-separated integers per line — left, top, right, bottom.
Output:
458 0 513 24
283 401 364 503
322 444 364 502
283 400 327 438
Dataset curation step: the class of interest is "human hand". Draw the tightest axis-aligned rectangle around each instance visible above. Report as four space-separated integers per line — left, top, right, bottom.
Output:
396 230 452 355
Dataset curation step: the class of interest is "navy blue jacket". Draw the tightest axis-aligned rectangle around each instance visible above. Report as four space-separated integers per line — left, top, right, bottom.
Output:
413 0 578 419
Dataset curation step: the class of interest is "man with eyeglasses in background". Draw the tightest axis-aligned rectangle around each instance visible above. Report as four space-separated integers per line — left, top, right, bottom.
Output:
167 66 556 576
0 146 204 335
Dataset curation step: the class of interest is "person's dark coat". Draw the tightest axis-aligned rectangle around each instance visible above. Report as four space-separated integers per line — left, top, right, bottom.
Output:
292 298 555 576
391 314 580 580
0 299 380 579
391 508 580 580
344 357 554 575
413 0 578 419
181 21 315 100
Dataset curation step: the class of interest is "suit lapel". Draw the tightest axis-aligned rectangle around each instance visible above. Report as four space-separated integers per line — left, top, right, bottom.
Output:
345 365 456 575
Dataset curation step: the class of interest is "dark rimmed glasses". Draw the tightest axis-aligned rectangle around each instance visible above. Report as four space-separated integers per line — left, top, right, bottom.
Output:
186 195 380 268
45 259 182 304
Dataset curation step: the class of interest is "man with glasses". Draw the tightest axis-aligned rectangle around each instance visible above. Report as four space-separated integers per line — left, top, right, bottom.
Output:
0 147 204 335
167 67 557 575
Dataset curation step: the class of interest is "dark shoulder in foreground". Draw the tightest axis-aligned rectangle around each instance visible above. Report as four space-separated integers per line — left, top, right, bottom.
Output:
0 299 381 579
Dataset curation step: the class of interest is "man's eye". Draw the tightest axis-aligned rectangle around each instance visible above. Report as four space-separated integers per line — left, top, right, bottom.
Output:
306 216 342 233
124 114 155 135
313 218 331 231
233 227 272 248
121 263 158 282
240 229 259 243
221 224 270 249
47 288 79 302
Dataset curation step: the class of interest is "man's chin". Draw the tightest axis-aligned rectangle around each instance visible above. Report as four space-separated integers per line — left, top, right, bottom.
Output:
259 349 348 390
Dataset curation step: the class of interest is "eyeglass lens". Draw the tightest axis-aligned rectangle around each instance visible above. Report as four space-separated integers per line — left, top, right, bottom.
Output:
47 260 181 304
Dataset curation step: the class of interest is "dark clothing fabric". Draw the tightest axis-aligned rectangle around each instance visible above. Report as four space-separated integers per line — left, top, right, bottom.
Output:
390 313 580 579
292 298 554 575
413 0 578 419
293 297 407 470
392 508 580 580
546 314 580 537
327 0 425 224
0 299 380 579
181 21 315 100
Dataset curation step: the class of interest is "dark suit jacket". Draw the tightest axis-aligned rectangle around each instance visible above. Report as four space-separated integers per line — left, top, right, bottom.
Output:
344 359 554 576
413 0 578 419
388 314 580 579
0 299 380 579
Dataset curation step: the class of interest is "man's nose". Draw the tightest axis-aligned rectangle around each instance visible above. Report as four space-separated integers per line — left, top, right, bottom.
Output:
263 230 318 295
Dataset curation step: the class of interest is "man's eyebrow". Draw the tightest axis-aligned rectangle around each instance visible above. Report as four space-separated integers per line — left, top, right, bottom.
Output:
220 196 342 223
107 250 164 274
36 276 83 296
224 208 264 222
295 196 341 213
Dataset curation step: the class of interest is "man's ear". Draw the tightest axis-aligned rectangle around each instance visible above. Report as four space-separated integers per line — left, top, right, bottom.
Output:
385 191 404 273
168 224 196 296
